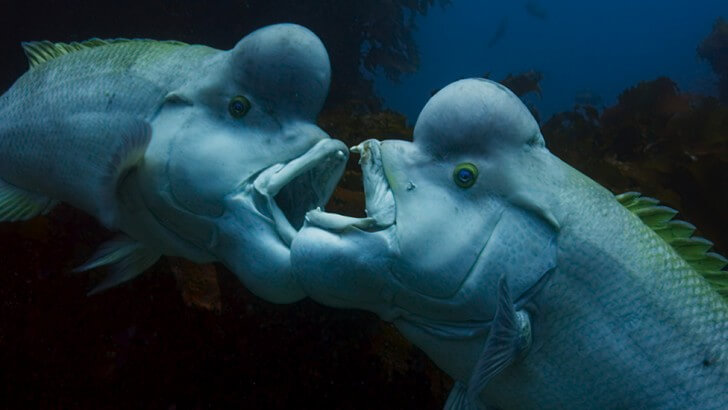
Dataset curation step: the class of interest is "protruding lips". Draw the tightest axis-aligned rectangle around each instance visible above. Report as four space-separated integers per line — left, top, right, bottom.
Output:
304 139 396 232
251 138 349 246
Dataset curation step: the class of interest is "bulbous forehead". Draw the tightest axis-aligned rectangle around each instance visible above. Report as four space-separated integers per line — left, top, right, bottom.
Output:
231 23 331 120
413 78 540 158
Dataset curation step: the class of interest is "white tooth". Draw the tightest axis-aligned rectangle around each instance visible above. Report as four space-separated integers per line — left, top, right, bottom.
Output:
350 145 361 153
357 139 395 227
305 209 376 231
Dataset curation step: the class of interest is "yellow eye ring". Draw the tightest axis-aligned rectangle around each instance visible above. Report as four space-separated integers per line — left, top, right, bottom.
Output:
228 95 251 118
453 163 478 188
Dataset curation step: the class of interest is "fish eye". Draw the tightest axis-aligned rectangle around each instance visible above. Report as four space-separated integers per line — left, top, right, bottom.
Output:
228 95 251 118
453 163 478 188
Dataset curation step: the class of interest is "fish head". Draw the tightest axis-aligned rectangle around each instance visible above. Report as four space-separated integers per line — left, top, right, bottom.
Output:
291 78 557 315
143 24 347 302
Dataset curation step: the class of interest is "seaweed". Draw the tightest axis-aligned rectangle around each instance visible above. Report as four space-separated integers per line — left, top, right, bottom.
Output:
698 17 728 103
501 70 543 98
543 77 728 254
500 70 544 122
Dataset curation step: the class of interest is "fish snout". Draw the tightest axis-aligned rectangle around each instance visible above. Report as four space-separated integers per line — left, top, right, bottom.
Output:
378 139 425 192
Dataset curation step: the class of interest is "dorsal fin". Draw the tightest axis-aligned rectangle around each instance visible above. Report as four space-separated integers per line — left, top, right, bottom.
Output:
21 38 188 69
616 192 728 299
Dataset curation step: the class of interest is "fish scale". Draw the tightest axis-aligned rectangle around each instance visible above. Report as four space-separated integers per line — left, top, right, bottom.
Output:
0 40 214 224
289 78 728 409
482 163 728 409
1 24 343 301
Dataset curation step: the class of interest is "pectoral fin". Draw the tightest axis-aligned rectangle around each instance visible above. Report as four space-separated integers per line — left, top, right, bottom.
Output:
445 381 485 410
452 276 532 409
74 234 161 295
0 179 58 222
38 114 152 229
72 115 152 229
1 115 149 228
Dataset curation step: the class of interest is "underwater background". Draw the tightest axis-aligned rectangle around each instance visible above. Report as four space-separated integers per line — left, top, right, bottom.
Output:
0 1 726 408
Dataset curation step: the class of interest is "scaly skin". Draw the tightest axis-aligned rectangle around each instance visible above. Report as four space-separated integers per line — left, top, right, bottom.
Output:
290 78 727 409
0 25 345 301
483 158 728 409
0 41 216 214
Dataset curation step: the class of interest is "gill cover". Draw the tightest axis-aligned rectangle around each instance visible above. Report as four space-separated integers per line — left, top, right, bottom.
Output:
160 24 332 217
379 79 559 298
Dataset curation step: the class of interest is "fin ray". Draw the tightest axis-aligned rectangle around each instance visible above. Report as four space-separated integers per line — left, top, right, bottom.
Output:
445 381 484 410
466 276 531 406
0 179 58 222
95 118 152 228
55 115 152 229
22 38 188 69
616 191 728 301
75 234 161 295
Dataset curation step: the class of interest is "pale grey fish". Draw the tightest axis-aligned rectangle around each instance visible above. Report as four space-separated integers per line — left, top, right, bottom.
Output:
0 24 348 302
290 78 728 409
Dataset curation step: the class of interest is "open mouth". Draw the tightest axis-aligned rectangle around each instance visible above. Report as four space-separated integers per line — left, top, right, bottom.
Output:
253 139 349 246
304 139 396 232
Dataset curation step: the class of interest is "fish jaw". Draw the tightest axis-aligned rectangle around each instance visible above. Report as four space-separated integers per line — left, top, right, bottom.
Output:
249 138 349 247
304 139 396 233
212 138 348 303
291 223 400 315
290 139 403 314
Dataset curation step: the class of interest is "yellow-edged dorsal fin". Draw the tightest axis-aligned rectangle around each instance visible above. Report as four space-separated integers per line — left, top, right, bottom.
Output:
616 191 728 299
21 38 188 69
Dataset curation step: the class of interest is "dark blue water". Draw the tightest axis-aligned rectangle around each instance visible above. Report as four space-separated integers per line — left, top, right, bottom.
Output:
375 0 728 123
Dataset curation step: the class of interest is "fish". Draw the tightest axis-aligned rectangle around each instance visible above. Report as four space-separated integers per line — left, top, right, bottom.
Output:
0 23 348 301
487 17 509 48
290 78 728 408
525 0 548 20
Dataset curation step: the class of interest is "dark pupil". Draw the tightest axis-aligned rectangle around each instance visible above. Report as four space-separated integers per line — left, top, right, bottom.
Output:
232 101 244 113
458 169 472 182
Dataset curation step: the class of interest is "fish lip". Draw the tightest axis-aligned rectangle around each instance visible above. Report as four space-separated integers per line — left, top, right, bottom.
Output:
303 139 396 233
251 138 349 246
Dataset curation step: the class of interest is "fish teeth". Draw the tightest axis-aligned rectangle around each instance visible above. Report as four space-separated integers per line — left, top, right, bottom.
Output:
251 139 349 244
358 140 395 228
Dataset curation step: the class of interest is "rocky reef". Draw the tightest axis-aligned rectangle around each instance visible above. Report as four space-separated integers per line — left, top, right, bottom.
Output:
543 77 728 255
698 17 728 104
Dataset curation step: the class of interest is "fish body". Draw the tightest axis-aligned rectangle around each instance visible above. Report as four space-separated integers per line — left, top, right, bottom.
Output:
0 24 347 300
0 39 214 242
475 165 728 409
290 79 728 408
